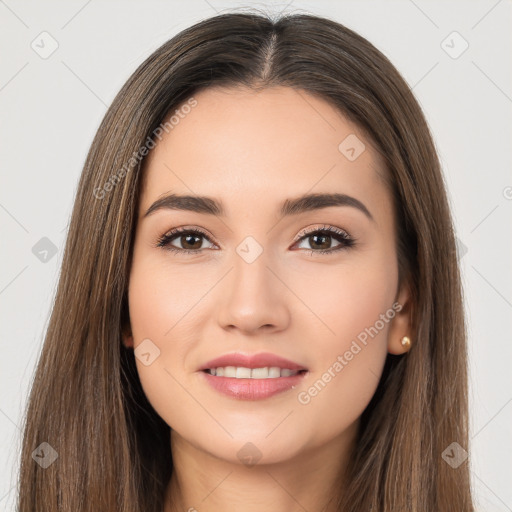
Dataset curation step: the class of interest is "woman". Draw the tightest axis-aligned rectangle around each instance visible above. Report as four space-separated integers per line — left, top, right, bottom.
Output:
17 10 475 511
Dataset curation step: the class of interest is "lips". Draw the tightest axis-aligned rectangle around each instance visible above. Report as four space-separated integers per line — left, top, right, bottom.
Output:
199 352 307 372
198 352 309 400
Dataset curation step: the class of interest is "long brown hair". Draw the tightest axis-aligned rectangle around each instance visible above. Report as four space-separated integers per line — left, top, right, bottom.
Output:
17 10 474 511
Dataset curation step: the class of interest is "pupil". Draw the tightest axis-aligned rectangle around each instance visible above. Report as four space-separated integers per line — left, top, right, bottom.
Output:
311 233 330 250
183 234 201 249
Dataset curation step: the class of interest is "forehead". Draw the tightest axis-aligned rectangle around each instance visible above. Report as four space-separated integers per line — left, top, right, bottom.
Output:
139 86 390 220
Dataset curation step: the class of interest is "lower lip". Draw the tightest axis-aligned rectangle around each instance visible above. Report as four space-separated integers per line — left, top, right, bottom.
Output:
200 370 308 400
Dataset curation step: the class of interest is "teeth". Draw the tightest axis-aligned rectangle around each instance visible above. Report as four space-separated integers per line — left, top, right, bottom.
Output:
206 366 301 379
251 367 269 379
235 367 251 378
224 366 237 378
268 367 280 378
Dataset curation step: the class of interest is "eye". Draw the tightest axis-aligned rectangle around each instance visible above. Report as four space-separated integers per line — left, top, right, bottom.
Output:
156 227 216 254
155 224 356 256
293 225 356 255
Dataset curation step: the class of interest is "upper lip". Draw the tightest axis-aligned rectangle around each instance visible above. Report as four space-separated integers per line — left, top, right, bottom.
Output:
199 352 307 371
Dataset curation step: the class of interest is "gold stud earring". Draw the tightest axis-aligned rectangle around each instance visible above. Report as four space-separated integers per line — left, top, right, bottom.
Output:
400 336 411 351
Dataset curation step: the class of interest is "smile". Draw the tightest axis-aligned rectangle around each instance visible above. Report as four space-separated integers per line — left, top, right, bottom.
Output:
204 366 304 378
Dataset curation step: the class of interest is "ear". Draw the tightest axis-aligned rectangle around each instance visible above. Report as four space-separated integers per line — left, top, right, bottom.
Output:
120 294 134 349
387 277 414 355
121 322 134 349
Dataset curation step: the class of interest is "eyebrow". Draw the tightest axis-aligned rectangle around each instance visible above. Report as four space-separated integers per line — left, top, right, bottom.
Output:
144 192 374 223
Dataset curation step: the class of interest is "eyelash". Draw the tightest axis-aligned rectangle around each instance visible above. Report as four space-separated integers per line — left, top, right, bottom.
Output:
155 224 356 256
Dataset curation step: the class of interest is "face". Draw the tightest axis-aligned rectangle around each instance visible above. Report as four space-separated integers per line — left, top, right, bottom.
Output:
124 85 412 466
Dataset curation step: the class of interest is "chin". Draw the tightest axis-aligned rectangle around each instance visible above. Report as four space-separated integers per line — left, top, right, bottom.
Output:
191 429 307 467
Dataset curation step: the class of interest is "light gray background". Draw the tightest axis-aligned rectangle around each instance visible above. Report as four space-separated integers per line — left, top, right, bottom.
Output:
1 0 511 510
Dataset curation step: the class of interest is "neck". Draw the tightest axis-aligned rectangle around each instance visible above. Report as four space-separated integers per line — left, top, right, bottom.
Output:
163 421 358 512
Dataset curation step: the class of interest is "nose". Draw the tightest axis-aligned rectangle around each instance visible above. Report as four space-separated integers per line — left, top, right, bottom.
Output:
215 250 291 335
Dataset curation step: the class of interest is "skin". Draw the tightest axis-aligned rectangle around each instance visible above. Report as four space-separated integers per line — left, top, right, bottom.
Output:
123 85 413 512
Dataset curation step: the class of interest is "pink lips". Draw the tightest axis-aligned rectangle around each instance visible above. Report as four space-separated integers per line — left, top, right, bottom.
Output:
198 352 308 401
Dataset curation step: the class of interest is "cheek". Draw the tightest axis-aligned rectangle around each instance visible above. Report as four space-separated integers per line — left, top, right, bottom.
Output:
127 250 210 346
289 250 396 439
127 247 232 433
291 244 397 349
126 253 197 425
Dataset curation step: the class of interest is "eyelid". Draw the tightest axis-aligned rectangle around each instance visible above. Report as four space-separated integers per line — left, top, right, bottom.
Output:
294 223 352 242
154 226 217 251
162 225 215 241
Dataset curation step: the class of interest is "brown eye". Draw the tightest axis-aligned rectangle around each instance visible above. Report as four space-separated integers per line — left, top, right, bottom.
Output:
294 226 355 254
306 232 333 250
177 233 203 250
156 228 215 253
